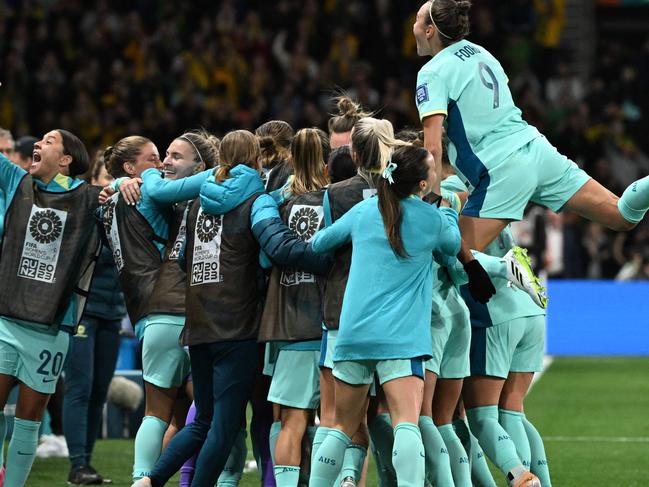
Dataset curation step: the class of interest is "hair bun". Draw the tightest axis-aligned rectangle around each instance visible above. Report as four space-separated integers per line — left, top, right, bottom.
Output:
258 135 279 153
455 0 472 16
336 96 360 117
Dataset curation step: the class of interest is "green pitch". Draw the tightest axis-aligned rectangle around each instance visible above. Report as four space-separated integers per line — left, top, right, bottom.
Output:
26 357 649 486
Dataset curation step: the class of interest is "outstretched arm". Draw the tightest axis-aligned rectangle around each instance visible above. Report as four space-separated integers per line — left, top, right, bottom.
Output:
251 194 331 275
141 168 213 205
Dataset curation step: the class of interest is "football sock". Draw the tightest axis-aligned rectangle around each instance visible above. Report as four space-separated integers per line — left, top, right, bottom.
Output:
499 409 531 469
308 429 349 487
618 175 649 223
522 416 552 487
393 422 425 487
217 428 247 486
418 416 453 486
5 418 40 487
466 406 525 479
133 416 168 480
438 423 472 487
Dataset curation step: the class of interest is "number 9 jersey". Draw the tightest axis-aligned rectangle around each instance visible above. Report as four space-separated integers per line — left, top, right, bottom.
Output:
415 40 541 190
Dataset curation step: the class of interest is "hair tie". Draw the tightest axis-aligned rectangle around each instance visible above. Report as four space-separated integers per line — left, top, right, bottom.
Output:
429 0 453 40
179 135 204 165
382 161 397 185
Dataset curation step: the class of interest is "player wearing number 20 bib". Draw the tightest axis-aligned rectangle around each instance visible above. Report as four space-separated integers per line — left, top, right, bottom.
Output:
415 38 589 220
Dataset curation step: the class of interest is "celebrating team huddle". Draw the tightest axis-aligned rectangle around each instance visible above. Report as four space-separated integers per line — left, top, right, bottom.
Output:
0 1 648 487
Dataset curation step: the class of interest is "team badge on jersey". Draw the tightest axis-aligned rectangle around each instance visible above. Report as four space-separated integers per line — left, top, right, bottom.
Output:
191 208 224 286
18 205 68 283
281 204 324 287
416 84 429 105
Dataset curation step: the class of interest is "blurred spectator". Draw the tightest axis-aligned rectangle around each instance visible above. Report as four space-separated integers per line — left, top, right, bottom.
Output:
12 135 37 170
0 128 14 158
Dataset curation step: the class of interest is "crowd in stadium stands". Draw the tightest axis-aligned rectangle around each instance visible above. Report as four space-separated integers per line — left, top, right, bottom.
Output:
0 0 648 279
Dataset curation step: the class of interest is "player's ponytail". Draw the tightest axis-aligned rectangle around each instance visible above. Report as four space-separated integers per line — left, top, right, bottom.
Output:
255 120 294 169
351 117 409 173
426 0 472 46
377 145 430 258
289 128 330 196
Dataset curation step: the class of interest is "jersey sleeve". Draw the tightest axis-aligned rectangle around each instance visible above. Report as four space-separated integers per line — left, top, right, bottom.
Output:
416 68 450 121
141 168 212 204
434 207 461 258
310 202 357 254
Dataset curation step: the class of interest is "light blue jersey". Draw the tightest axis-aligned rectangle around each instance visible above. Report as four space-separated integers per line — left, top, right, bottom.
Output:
311 196 461 361
416 40 541 191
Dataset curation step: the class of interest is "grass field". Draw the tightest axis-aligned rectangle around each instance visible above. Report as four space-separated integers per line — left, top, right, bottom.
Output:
27 357 649 486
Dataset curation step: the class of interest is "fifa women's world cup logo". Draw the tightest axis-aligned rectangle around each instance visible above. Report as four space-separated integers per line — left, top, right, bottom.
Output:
290 207 320 241
29 209 63 244
196 211 222 243
281 205 324 286
191 208 224 286
18 206 68 283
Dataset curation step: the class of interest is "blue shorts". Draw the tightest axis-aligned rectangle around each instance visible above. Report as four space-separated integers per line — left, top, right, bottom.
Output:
463 136 591 220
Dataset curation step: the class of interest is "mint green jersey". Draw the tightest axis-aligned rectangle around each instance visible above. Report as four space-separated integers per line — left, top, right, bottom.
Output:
416 40 541 191
441 176 544 327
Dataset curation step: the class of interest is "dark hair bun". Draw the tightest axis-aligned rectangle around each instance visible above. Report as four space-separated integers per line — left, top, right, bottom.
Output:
258 135 278 153
456 0 471 16
337 96 360 117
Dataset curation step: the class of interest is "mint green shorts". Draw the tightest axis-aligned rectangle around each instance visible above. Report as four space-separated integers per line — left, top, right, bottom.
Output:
268 349 320 409
463 136 591 220
333 358 425 386
142 315 190 389
0 317 70 394
319 328 337 370
470 315 545 379
425 310 471 379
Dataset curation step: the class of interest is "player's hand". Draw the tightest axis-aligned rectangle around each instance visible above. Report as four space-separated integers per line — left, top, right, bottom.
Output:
121 178 143 205
464 259 496 304
99 186 115 204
